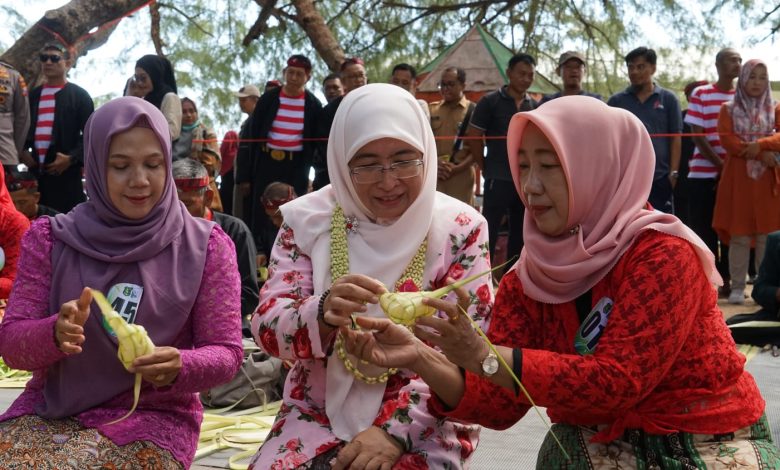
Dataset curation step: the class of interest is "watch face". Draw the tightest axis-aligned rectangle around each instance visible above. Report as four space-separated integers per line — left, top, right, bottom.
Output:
482 353 499 376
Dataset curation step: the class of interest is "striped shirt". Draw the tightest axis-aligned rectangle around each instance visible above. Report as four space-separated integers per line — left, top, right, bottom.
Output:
683 84 734 179
268 91 305 151
34 85 64 165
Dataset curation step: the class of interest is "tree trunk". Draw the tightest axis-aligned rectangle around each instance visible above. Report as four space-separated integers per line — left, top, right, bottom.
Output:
0 0 149 86
290 0 345 72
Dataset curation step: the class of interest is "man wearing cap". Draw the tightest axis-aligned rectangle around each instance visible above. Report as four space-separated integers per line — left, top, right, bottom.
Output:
173 158 259 334
608 46 681 214
237 54 322 245
0 59 30 175
24 42 94 213
6 169 59 221
539 51 602 105
314 57 367 190
232 84 261 219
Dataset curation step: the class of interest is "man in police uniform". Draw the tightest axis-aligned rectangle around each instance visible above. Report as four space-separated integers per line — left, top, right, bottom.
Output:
0 60 30 174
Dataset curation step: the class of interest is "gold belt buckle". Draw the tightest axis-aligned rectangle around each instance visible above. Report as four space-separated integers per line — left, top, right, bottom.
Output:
270 149 286 161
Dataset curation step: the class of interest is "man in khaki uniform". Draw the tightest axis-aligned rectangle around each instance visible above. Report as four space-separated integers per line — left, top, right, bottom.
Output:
0 60 30 174
429 67 475 204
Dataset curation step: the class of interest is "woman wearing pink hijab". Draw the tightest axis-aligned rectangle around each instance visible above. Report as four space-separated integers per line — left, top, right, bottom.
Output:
342 96 780 468
0 97 242 468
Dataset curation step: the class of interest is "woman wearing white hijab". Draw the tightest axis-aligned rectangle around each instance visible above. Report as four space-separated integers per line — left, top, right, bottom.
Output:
249 84 493 469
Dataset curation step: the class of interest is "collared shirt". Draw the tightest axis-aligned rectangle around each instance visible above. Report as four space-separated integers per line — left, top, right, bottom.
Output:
470 86 536 181
607 84 682 179
429 95 473 159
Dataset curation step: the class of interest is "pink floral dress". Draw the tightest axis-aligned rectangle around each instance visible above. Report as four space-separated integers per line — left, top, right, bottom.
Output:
250 209 493 470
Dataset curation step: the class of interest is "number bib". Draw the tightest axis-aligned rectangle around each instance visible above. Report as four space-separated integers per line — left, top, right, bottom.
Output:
574 297 613 355
101 283 144 336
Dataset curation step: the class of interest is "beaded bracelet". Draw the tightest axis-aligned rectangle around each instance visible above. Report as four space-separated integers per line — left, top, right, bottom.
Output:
317 289 339 328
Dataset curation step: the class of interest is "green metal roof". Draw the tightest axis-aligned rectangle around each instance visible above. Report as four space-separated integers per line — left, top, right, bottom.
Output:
419 24 556 94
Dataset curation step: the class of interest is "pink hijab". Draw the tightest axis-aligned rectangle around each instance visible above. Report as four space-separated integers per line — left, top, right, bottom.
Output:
507 96 721 304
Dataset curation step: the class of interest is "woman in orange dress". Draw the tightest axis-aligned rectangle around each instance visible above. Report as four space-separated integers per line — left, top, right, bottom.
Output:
713 59 780 304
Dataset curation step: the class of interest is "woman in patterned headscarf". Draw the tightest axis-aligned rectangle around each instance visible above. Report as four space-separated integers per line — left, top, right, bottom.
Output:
713 59 780 305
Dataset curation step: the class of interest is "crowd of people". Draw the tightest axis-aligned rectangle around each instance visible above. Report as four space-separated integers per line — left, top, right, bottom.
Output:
0 37 777 469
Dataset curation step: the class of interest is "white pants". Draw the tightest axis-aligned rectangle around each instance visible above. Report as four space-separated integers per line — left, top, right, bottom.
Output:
729 234 767 291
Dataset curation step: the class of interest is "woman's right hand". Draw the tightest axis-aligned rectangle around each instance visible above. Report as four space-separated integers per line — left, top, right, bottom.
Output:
341 316 422 370
55 287 92 354
321 274 387 329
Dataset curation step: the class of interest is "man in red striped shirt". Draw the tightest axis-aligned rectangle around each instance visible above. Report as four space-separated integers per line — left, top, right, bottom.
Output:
23 42 93 213
236 54 322 251
683 48 741 292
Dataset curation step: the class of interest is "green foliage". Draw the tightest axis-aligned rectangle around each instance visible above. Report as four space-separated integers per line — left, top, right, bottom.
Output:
4 0 778 133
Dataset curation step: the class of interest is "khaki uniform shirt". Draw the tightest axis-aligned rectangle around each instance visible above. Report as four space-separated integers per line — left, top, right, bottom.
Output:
429 95 476 204
0 62 30 165
429 95 472 162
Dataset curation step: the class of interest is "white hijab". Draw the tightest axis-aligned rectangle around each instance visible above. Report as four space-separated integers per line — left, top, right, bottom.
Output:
281 84 438 440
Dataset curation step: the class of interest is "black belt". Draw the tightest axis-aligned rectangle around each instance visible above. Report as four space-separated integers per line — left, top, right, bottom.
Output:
261 144 300 161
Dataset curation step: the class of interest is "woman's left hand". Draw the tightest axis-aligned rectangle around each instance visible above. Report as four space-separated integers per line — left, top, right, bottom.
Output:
415 281 488 375
332 426 403 470
130 346 182 387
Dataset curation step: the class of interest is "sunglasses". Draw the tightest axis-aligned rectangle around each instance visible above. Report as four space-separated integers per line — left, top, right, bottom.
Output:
39 54 62 63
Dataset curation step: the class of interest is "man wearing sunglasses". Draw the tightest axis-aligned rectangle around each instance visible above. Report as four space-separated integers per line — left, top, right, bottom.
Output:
23 42 94 213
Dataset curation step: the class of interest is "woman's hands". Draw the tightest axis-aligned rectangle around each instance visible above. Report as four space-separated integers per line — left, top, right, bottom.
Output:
343 280 487 374
341 316 421 370
740 142 779 167
321 274 387 329
740 141 762 160
332 426 403 470
416 282 488 374
55 287 92 354
131 347 182 387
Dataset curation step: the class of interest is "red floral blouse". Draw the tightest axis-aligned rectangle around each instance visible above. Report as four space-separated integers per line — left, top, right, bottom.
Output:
438 230 765 443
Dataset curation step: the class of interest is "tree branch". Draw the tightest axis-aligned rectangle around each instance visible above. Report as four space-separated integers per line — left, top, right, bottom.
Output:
157 1 213 37
243 0 279 46
150 0 165 56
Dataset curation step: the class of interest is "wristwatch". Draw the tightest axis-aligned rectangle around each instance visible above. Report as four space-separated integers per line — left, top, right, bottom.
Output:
670 170 680 179
481 351 499 376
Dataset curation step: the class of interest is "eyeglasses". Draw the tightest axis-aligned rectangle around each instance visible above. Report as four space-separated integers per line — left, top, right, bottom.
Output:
39 54 62 63
439 81 459 88
350 159 423 184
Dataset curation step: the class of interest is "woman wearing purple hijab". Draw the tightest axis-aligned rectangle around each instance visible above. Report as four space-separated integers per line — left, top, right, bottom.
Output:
0 97 243 468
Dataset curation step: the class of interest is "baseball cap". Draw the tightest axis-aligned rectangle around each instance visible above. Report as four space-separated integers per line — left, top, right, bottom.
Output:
557 51 586 70
234 84 261 98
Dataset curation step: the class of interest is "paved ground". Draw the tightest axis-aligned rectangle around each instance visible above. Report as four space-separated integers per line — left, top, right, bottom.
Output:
0 289 766 469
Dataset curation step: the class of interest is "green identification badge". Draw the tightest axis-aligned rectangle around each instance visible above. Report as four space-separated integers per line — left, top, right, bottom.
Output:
574 297 613 355
100 283 144 336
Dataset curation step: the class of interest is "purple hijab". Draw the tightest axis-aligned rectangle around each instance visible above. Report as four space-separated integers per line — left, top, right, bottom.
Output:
40 97 214 418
